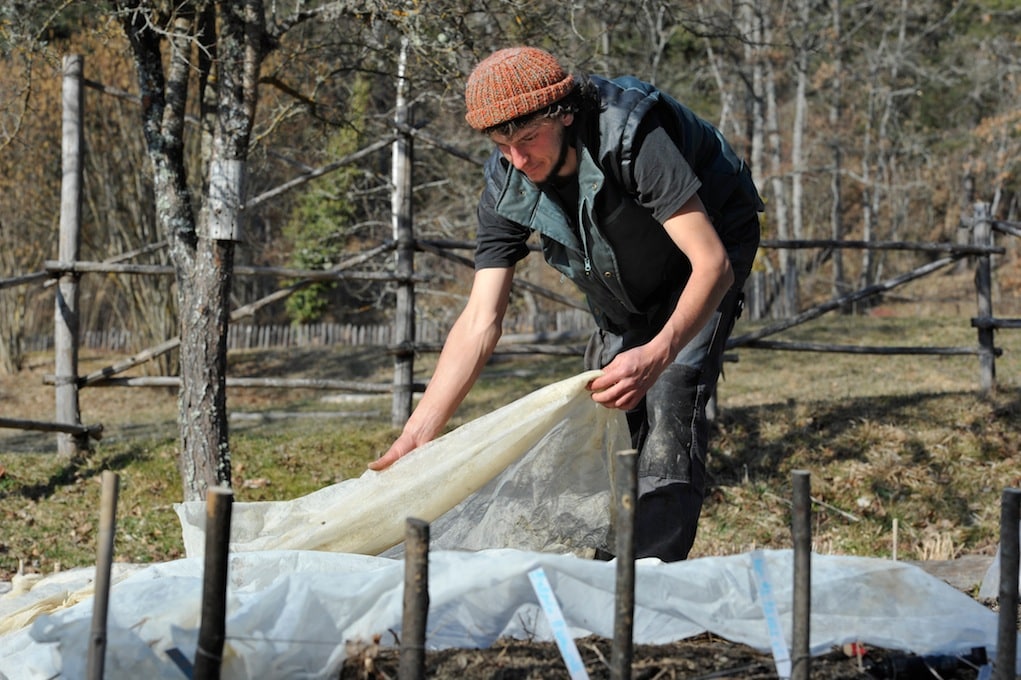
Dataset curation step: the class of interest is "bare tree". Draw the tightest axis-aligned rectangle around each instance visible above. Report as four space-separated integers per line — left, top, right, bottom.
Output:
756 3 796 316
106 0 552 500
109 2 245 498
827 0 849 306
790 0 810 244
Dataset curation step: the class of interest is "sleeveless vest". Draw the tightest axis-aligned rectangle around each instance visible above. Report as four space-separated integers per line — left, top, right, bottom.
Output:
485 76 761 333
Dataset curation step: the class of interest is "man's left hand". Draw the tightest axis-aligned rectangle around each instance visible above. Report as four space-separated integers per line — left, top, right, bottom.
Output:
586 344 667 411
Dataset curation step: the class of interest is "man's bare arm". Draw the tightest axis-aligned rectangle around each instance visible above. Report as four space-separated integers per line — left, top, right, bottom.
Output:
369 266 516 470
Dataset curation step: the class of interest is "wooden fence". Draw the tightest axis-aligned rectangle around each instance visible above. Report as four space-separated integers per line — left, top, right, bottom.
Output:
1 56 1019 452
23 309 596 354
8 200 1016 452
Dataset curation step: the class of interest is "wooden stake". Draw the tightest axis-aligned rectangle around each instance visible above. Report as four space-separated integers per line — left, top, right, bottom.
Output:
993 488 1020 680
892 518 898 561
86 470 119 680
611 449 637 680
791 470 811 680
399 517 429 680
193 487 233 680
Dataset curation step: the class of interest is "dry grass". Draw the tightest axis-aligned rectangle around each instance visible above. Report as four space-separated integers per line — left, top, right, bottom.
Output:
1 269 1019 583
699 280 1021 565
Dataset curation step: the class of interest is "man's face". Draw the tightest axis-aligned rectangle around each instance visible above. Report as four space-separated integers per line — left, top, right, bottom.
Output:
490 114 574 184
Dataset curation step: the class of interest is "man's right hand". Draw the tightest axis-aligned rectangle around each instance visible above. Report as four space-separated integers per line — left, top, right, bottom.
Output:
368 268 514 473
368 432 423 471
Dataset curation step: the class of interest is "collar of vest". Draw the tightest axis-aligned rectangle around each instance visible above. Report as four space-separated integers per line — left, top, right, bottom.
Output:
492 142 605 251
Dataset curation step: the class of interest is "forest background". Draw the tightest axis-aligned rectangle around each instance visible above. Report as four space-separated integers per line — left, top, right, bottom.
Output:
0 1 1019 500
2 0 1018 365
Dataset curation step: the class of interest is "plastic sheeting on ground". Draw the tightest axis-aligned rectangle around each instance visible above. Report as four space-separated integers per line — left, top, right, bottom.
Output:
176 370 630 558
1 372 1017 677
978 530 1021 600
0 548 1016 679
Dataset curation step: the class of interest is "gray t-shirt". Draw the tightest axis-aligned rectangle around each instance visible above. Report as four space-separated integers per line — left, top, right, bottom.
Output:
474 111 701 271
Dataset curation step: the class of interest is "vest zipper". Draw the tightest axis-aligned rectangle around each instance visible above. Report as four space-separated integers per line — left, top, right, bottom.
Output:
578 205 593 276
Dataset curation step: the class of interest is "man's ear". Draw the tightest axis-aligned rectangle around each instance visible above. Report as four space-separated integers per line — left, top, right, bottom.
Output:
562 112 575 127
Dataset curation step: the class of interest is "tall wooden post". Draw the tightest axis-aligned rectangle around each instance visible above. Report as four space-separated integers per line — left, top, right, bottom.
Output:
391 38 415 426
954 172 976 274
611 449 638 680
194 487 233 680
400 518 430 680
791 470 812 680
87 471 120 680
55 54 85 457
972 202 996 394
993 488 1020 680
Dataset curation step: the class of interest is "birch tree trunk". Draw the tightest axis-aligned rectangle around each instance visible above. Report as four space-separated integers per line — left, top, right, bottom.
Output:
697 1 744 147
744 3 765 194
859 37 878 294
791 0 808 245
828 0 848 306
642 2 674 87
756 2 795 316
391 39 414 426
737 1 773 317
859 0 915 294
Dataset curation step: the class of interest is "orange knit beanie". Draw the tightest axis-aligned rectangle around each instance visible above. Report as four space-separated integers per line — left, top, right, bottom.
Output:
464 47 575 130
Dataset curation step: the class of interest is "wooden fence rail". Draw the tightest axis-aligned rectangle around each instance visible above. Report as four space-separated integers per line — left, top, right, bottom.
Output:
23 311 596 354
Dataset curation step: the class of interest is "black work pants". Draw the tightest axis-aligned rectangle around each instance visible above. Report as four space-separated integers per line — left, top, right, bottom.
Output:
585 288 744 561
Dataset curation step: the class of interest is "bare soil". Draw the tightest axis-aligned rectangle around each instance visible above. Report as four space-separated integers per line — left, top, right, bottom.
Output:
340 634 988 679
337 553 1008 679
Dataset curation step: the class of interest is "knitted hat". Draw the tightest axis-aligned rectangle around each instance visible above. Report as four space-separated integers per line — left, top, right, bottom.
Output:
464 47 575 130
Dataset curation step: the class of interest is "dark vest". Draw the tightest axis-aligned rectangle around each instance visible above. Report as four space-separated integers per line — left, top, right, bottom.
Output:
486 76 761 334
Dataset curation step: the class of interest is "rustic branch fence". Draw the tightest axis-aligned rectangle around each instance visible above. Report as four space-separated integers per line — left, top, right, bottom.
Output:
25 315 593 353
0 56 1018 452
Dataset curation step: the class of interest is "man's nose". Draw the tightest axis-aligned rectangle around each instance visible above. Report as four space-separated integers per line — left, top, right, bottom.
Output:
508 146 528 169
